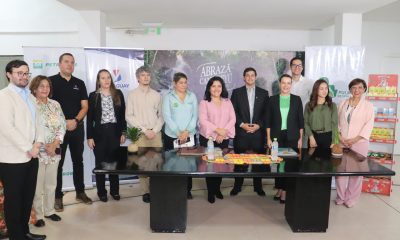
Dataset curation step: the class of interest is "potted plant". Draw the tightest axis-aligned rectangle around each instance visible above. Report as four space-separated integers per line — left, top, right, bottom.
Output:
126 127 142 153
331 127 343 158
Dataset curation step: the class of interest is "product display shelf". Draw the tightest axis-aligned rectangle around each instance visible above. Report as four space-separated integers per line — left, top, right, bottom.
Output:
363 74 398 196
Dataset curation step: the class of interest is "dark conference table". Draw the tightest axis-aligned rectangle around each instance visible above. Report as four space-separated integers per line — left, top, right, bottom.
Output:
93 147 395 233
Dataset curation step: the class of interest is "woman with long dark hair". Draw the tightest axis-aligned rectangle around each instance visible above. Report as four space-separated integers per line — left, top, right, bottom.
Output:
199 76 236 203
87 69 126 202
304 79 338 148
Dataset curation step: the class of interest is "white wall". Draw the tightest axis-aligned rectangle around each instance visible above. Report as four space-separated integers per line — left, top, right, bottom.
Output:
0 0 104 54
106 28 313 51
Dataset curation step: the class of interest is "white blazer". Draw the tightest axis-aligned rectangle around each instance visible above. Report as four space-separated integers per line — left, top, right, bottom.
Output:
0 84 43 164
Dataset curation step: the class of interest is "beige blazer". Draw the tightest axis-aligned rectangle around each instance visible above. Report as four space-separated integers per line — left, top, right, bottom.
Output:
0 84 43 164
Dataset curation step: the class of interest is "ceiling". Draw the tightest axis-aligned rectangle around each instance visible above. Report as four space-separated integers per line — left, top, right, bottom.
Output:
59 0 400 30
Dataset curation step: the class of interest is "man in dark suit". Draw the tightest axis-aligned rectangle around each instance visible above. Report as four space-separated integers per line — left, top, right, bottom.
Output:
230 67 269 196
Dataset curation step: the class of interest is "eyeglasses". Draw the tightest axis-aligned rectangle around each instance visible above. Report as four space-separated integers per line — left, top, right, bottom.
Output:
13 71 32 78
291 64 303 69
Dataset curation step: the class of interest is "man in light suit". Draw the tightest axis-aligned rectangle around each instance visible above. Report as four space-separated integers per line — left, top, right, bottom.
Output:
230 67 269 196
0 60 46 240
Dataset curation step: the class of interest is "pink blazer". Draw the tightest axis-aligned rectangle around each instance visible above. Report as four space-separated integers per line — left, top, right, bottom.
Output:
338 97 374 156
199 99 236 140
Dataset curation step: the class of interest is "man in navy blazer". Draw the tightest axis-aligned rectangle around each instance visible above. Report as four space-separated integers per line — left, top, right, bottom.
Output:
230 67 269 196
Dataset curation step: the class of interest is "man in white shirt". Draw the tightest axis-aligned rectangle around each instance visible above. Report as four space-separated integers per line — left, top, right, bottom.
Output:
126 66 164 203
288 57 314 108
0 60 46 240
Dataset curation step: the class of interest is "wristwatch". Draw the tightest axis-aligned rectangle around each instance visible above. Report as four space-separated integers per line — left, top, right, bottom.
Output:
74 118 80 124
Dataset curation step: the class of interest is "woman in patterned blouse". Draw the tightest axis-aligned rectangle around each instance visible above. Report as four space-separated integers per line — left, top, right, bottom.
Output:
30 75 66 227
86 69 127 202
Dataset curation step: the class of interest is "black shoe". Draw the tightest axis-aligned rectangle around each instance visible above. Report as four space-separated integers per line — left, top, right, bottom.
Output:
111 194 121 201
44 214 61 221
142 193 151 203
76 192 93 205
280 199 286 204
230 187 241 196
187 192 193 199
34 219 45 227
208 194 215 204
215 191 224 199
98 195 108 202
255 189 266 196
25 232 46 240
273 195 280 201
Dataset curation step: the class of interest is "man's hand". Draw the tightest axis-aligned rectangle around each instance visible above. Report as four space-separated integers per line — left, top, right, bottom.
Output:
178 130 189 143
87 139 95 150
28 144 40 158
66 119 77 131
215 128 227 138
246 124 260 133
216 135 225 144
144 130 156 140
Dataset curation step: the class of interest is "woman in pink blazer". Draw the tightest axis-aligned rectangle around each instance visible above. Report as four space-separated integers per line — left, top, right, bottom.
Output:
336 78 374 208
199 76 236 203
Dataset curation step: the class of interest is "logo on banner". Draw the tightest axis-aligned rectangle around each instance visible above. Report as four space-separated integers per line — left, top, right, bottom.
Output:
112 69 130 89
197 62 233 85
33 60 43 69
113 69 123 82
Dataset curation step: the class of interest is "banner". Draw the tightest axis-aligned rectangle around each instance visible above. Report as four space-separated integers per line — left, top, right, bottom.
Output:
84 47 144 100
145 50 303 100
23 46 92 191
305 46 365 103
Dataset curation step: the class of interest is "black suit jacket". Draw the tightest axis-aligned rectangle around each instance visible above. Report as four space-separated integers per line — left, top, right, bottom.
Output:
86 90 127 139
230 86 269 152
266 94 304 142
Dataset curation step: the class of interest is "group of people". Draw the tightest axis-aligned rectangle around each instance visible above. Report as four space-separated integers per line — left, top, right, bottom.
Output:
0 55 374 240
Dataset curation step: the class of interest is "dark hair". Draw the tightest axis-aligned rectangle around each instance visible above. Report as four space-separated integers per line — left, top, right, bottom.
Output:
59 53 74 63
279 74 292 82
203 76 229 101
307 79 332 112
173 72 187 83
29 75 53 98
5 60 29 81
348 78 367 91
95 69 121 106
290 57 303 66
135 65 151 78
243 67 257 77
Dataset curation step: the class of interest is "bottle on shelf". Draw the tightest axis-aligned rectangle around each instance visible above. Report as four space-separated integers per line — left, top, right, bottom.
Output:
271 138 278 161
207 137 215 160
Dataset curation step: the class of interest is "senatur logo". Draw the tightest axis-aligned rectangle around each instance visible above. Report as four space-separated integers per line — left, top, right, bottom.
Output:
113 69 122 82
33 60 43 69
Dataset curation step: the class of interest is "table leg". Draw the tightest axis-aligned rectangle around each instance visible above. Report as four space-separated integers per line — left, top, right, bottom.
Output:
150 176 187 233
285 177 332 232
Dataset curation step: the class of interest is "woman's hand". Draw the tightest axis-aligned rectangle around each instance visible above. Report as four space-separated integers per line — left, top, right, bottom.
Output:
45 141 58 157
267 138 273 149
297 137 303 149
215 128 227 137
216 135 225 144
309 135 317 148
178 130 189 143
87 139 95 150
120 135 126 144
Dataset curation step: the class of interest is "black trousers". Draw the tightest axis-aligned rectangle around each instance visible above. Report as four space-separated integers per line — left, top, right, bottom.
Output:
0 158 38 240
199 135 228 196
56 124 85 198
309 131 332 148
93 123 120 196
163 133 195 192
233 132 267 191
275 130 298 191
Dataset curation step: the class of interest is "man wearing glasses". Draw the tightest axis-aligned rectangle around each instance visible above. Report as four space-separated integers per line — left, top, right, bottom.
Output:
0 60 46 240
288 57 313 108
